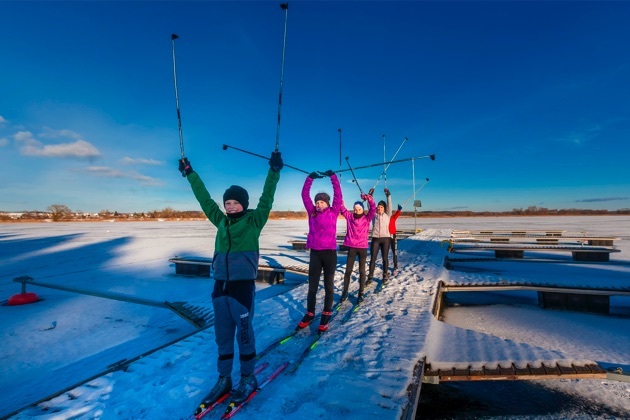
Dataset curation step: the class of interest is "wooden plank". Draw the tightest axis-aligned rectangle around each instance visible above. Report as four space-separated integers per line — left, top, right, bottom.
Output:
513 365 531 376
423 362 607 382
558 365 578 375
542 363 562 376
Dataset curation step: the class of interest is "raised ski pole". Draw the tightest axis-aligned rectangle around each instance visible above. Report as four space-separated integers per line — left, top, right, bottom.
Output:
382 134 387 188
372 136 408 190
345 156 364 194
338 128 342 179
335 153 436 174
275 3 289 152
222 144 309 174
402 178 430 207
171 34 185 158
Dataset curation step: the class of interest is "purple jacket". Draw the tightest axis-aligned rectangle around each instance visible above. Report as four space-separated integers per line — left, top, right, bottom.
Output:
340 195 376 249
302 173 342 250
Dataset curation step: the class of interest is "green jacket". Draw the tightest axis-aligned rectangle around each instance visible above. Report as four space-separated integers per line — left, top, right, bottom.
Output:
187 169 280 281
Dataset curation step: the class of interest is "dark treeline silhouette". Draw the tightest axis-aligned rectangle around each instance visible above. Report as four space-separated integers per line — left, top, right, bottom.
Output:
2 204 629 222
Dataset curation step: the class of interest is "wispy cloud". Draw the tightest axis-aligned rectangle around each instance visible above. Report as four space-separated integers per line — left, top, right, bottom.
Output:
15 130 101 160
0 115 7 125
0 138 8 147
39 127 84 140
559 125 604 146
575 197 628 203
85 166 163 186
119 157 163 166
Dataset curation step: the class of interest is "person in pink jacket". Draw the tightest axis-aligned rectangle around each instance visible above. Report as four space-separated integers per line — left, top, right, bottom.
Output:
298 169 342 332
340 192 376 303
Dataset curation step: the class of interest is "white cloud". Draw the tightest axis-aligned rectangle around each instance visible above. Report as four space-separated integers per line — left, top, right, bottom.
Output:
20 139 101 159
14 130 101 159
14 131 36 143
119 157 163 166
40 127 83 140
0 138 8 147
85 166 164 186
0 115 7 125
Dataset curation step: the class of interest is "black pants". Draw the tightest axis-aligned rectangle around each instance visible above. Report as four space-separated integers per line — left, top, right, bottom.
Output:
389 234 398 269
343 247 368 294
368 237 390 280
211 280 256 377
307 249 337 313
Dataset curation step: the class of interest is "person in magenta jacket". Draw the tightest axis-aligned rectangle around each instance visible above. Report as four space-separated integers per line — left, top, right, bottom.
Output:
298 169 342 332
340 192 376 303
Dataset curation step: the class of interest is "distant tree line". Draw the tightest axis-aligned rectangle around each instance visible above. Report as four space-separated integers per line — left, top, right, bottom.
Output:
1 204 628 222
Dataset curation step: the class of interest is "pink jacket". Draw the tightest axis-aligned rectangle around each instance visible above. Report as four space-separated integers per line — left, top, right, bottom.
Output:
340 195 376 249
302 174 342 250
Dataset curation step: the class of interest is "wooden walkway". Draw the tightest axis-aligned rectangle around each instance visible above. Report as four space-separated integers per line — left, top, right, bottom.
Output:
424 227 627 384
447 242 620 262
423 362 607 383
168 256 309 283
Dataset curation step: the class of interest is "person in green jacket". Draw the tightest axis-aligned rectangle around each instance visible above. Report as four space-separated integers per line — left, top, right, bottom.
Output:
179 151 283 410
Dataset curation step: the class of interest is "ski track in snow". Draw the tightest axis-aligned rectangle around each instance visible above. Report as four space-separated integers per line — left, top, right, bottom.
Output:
12 233 441 419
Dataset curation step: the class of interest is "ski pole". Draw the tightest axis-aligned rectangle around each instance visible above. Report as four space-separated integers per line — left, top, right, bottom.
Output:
222 144 309 174
171 34 185 158
275 3 289 152
345 156 364 194
338 128 342 179
382 134 386 188
335 153 436 174
372 136 408 190
402 178 430 207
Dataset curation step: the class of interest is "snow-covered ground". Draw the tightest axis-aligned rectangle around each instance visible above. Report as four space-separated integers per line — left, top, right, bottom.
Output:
0 215 628 419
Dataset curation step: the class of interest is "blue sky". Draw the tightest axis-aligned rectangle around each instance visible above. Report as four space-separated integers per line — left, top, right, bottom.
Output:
1 1 629 213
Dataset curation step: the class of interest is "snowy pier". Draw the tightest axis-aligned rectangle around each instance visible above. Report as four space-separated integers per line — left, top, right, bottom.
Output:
1 218 629 418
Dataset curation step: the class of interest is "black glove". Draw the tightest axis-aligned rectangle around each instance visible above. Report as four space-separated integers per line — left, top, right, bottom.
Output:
269 151 283 172
384 188 390 196
397 204 402 211
368 188 375 196
178 158 193 177
323 170 335 177
308 171 323 179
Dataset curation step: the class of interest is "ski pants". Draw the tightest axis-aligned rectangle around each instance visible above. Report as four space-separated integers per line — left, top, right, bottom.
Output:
389 234 398 269
306 249 337 313
212 280 256 377
368 237 390 280
343 247 368 294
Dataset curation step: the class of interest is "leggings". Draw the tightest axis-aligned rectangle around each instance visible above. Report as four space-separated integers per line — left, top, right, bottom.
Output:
368 237 390 279
389 234 398 268
343 247 368 294
307 249 337 313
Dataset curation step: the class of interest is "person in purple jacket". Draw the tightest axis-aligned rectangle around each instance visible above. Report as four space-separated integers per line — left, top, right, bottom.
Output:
298 169 342 332
340 192 376 303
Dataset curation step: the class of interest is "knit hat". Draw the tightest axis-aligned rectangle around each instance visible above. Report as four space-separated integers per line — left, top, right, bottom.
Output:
378 200 387 209
223 185 249 210
353 201 364 209
314 192 330 206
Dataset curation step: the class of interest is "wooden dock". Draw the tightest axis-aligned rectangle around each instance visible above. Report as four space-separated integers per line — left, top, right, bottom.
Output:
423 362 607 383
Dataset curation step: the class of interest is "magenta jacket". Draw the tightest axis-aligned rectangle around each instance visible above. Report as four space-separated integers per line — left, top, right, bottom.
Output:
340 195 376 249
302 173 342 250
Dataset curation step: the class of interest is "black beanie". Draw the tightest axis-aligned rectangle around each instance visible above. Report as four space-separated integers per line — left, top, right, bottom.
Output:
223 185 249 210
314 192 330 206
378 200 387 210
